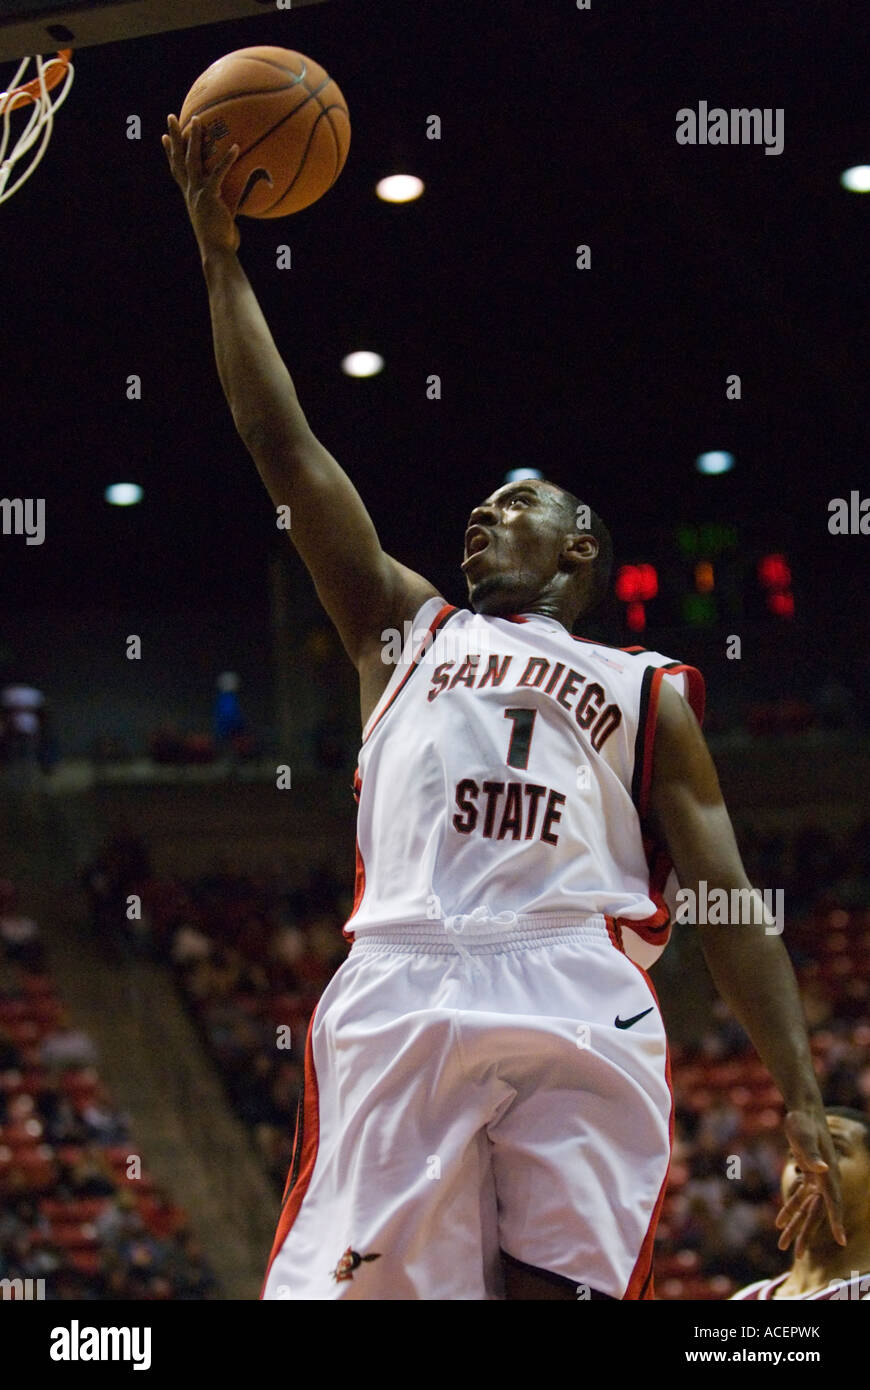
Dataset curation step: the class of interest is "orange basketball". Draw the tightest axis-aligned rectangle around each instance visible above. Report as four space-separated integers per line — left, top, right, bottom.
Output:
178 46 350 219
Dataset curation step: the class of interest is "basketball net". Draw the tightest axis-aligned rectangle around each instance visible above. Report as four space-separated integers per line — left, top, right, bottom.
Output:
0 50 74 205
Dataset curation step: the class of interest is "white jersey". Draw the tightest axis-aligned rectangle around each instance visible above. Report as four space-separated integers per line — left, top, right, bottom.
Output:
732 1271 870 1300
344 597 705 968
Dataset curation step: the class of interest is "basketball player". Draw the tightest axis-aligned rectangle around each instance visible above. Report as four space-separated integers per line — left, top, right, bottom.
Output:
163 116 845 1300
732 1109 870 1300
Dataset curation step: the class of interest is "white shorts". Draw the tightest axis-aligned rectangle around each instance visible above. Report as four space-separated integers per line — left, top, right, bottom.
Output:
261 915 672 1301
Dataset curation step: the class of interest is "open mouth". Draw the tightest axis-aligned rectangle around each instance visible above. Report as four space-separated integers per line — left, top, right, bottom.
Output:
462 526 491 567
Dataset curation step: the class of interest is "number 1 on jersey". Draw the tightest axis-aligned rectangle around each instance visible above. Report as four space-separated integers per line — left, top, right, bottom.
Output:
504 707 537 770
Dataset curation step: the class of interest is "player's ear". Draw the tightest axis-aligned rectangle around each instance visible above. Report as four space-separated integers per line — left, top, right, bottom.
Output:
560 531 598 573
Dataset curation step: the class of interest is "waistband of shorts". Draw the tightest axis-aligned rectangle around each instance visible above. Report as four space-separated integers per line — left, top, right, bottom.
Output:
348 912 615 956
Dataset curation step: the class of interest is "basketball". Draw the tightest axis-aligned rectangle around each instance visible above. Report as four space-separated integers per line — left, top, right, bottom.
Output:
178 46 350 219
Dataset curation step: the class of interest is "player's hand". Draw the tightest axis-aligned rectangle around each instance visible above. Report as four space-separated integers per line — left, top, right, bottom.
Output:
775 1109 846 1256
162 114 241 257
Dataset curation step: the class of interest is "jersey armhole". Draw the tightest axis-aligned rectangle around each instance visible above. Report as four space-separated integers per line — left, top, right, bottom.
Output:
619 661 707 948
360 596 456 744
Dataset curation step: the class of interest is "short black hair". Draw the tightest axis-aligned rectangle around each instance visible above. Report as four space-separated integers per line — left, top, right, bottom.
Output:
826 1107 870 1156
549 484 613 618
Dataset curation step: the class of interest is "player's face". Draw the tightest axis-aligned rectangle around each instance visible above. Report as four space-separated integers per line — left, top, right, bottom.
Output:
781 1116 870 1240
462 480 571 616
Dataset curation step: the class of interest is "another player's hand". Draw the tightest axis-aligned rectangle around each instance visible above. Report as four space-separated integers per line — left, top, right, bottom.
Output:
162 114 241 257
775 1108 846 1256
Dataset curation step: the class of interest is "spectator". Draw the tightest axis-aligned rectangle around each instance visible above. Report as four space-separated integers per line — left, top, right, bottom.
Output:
0 681 45 763
39 1017 99 1072
0 680 49 832
214 671 246 767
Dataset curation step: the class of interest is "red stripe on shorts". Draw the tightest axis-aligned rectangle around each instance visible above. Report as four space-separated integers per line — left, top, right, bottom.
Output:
621 956 674 1301
260 1010 321 1297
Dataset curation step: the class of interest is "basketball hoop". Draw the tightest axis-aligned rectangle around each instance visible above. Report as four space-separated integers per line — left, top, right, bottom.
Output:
0 49 74 205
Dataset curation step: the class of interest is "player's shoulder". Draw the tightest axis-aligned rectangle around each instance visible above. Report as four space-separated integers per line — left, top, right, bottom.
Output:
571 634 653 656
572 634 685 668
409 594 459 631
729 1277 770 1300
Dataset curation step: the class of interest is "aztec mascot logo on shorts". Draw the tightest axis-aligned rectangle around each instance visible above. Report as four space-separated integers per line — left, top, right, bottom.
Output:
331 1247 382 1282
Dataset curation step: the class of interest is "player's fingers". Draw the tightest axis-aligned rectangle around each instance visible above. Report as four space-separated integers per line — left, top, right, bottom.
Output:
775 1182 809 1229
185 116 203 177
777 1191 819 1251
163 117 190 185
793 1193 823 1260
206 143 240 192
791 1119 847 1246
818 1171 848 1246
162 120 181 174
165 114 184 154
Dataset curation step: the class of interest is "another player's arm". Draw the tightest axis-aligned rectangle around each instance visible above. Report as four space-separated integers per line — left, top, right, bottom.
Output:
647 678 846 1254
162 114 439 680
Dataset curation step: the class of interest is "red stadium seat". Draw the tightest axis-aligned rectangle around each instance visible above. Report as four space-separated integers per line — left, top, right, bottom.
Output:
656 1249 701 1279
657 1274 732 1300
820 932 849 955
66 1249 104 1276
1 1147 57 1192
3 1020 41 1046
687 1275 735 1300
728 1085 753 1108
104 1145 133 1166
0 999 31 1021
40 1197 112 1224
20 976 55 997
1 1119 44 1147
55 1143 86 1165
60 1068 100 1102
657 1277 687 1299
31 1001 64 1026
739 1107 781 1135
688 1087 714 1110
49 1222 100 1250
666 1162 690 1190
706 1062 746 1088
135 1193 187 1238
745 1060 772 1085
820 956 854 978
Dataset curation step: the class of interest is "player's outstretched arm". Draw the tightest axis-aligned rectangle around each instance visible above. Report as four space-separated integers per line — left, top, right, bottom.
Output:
162 115 439 670
647 678 846 1255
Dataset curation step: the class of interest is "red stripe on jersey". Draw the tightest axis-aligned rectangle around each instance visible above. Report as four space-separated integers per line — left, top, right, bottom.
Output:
618 662 706 947
621 958 673 1301
342 834 367 945
260 1012 321 1297
661 662 706 727
636 666 665 823
635 662 705 822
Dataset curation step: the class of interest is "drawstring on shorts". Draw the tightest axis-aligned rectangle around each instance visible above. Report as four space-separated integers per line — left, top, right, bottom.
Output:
442 906 520 971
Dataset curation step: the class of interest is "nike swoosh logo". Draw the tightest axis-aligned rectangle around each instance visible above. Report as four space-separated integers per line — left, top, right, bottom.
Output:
614 1007 654 1030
